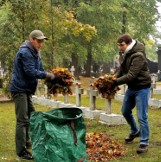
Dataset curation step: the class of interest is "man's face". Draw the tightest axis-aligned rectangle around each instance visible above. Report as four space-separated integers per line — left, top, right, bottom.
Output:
117 41 129 53
30 38 44 51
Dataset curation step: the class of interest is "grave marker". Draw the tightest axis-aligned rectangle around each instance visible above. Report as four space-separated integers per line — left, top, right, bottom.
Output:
150 73 156 98
75 82 84 107
70 66 75 76
64 93 68 104
105 98 112 114
87 83 98 110
121 84 126 95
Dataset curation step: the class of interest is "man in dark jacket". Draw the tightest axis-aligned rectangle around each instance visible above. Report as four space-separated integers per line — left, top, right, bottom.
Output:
10 30 57 160
113 34 151 154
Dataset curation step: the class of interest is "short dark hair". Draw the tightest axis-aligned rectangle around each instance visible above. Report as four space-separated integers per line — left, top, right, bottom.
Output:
117 34 132 44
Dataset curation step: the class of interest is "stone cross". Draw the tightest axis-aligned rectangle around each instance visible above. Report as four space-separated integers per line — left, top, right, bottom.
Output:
151 73 156 97
36 86 41 97
44 85 48 98
121 84 126 95
64 93 68 104
70 66 75 76
75 82 84 107
87 83 98 110
36 80 43 97
105 98 112 114
151 74 156 88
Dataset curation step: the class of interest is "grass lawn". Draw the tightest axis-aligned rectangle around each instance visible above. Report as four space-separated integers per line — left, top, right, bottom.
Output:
1 97 161 162
1 77 161 161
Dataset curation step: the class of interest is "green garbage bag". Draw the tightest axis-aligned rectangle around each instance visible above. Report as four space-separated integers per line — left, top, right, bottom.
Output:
30 107 87 162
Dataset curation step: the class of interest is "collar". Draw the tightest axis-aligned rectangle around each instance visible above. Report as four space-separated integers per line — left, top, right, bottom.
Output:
124 39 136 54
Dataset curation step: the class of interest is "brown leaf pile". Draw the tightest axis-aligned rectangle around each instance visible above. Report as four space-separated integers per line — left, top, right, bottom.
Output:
45 67 74 96
86 132 126 161
94 74 120 99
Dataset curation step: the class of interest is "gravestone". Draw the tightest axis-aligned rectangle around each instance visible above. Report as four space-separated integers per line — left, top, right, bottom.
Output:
70 66 75 76
120 84 126 95
105 98 112 114
75 82 84 107
85 80 103 119
99 97 126 125
150 74 157 98
64 94 68 104
88 83 98 110
36 80 43 97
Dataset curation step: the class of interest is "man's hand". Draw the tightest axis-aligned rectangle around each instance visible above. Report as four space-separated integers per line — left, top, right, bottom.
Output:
46 72 64 83
46 72 55 80
110 80 118 89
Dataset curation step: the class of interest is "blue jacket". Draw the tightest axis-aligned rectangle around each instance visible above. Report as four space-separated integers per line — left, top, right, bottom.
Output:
10 41 47 94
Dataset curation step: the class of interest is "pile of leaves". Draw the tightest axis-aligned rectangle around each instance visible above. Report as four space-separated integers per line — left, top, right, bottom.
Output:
45 67 74 96
94 74 120 99
86 132 126 161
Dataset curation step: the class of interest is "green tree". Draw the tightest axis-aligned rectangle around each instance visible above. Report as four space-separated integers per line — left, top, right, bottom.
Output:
75 0 160 76
0 0 51 94
0 0 160 90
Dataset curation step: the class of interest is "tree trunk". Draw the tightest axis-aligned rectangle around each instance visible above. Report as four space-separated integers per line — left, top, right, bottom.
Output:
71 53 81 78
84 47 92 77
122 4 127 34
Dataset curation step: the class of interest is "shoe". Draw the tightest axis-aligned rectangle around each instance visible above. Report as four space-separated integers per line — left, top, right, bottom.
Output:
26 141 32 149
125 131 140 143
136 144 148 154
17 149 33 160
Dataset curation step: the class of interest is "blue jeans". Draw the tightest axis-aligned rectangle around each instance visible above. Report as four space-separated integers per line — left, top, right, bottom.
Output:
122 88 150 145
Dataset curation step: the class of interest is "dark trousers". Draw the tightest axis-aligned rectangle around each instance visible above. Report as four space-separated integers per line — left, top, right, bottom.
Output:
11 92 35 155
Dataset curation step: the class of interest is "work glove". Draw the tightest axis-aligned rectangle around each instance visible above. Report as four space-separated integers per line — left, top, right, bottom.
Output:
46 72 64 84
46 72 55 80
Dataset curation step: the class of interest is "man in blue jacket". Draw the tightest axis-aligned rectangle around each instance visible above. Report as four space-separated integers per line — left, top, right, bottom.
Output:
10 30 56 160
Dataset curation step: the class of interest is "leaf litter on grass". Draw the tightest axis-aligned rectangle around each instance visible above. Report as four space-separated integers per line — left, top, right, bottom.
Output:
86 132 126 161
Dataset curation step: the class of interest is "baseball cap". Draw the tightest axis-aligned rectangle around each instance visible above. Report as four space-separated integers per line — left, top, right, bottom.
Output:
29 30 48 40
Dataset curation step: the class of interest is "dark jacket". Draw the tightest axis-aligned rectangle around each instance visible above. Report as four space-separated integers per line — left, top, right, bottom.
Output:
116 40 151 89
10 41 47 94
